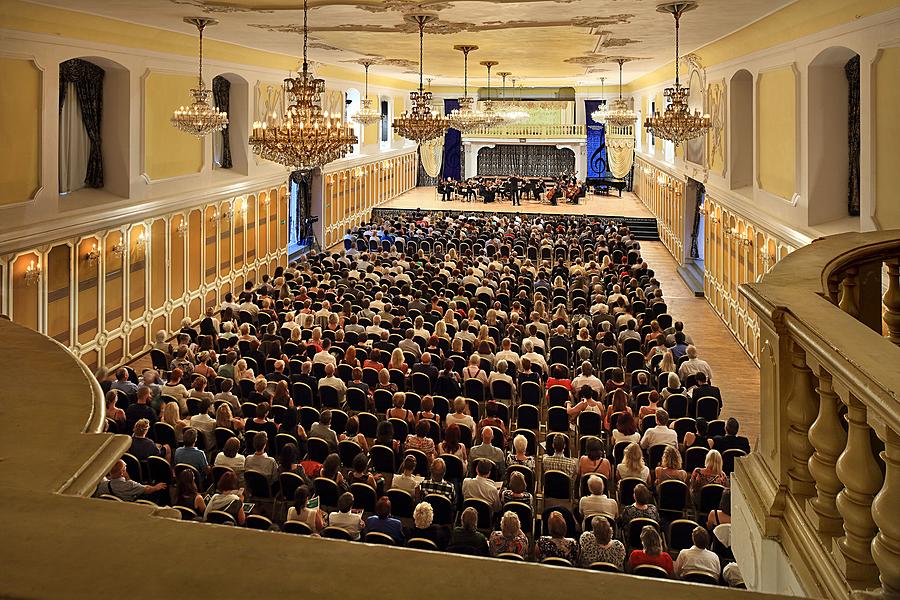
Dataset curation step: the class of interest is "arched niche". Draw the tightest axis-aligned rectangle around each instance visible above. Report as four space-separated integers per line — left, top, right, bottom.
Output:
58 56 130 198
346 88 361 154
212 72 249 174
729 69 753 192
807 46 860 227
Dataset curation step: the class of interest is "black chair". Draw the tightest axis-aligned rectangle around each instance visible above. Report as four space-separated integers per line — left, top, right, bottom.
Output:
626 517 660 550
373 389 393 414
542 470 572 504
520 381 542 406
577 412 603 438
648 444 668 470
695 396 721 421
665 394 688 419
547 385 569 408
547 406 569 433
369 445 396 474
667 518 699 554
516 404 540 431
541 557 573 567
245 514 273 530
404 449 430 477
350 482 377 512
424 493 454 526
345 388 368 412
146 455 173 485
682 571 720 585
722 449 747 475
589 562 620 572
439 453 465 482
357 412 379 439
504 500 534 535
300 406 320 432
617 477 644 507
462 498 494 530
541 505 578 538
464 379 485 403
206 510 237 525
314 477 341 509
632 563 670 579
684 446 709 471
411 372 432 396
657 479 689 519
364 531 396 545
282 521 313 535
338 439 362 468
121 452 144 483
279 472 306 503
698 484 726 514
672 417 697 444
306 437 330 463
707 420 727 438
321 526 354 540
319 386 340 409
407 537 439 551
387 489 416 518
150 349 170 372
490 380 514 404
244 470 275 504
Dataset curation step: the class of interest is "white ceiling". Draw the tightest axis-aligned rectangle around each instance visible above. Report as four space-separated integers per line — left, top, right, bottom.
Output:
30 0 795 85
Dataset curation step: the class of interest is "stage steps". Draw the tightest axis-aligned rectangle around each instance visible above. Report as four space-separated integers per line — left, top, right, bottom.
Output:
677 259 706 297
623 217 660 241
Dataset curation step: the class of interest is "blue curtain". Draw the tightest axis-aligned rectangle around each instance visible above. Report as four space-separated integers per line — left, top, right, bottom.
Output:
584 99 609 179
442 99 462 180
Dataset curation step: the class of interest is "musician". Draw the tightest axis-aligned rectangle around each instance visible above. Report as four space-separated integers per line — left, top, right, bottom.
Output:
532 178 544 201
438 178 453 202
545 183 562 206
509 175 521 206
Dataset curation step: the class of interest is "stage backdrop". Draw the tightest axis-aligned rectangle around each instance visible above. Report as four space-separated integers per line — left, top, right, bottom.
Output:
585 99 610 179
476 144 575 177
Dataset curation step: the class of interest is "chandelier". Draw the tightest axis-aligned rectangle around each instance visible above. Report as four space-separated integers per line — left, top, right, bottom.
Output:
171 18 229 137
590 77 608 124
644 1 710 145
479 60 505 128
352 59 383 126
605 58 638 127
249 0 357 171
497 72 528 123
448 44 489 132
392 13 449 144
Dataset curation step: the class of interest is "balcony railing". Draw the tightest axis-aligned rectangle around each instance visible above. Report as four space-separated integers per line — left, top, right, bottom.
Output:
738 230 900 599
463 123 586 138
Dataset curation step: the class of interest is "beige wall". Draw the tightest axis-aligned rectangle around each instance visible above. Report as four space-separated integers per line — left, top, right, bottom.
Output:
757 68 797 201
0 57 41 205
874 46 900 229
143 72 204 181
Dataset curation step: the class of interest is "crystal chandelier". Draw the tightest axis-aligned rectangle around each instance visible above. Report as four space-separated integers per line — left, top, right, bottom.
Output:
606 58 638 127
644 1 710 146
590 77 609 124
479 60 505 128
352 59 383 126
448 44 489 132
249 0 357 171
392 13 449 144
498 72 528 123
171 18 229 137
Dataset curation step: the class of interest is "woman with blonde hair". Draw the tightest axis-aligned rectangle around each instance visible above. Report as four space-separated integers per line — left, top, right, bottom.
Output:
162 401 190 442
309 327 323 352
654 445 689 486
189 375 215 403
488 511 529 558
443 309 457 327
410 501 448 550
233 359 251 383
389 348 408 374
433 320 449 341
215 403 244 432
617 442 650 484
690 449 728 503
657 351 676 378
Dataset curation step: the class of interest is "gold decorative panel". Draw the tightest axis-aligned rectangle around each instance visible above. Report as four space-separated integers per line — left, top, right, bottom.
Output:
47 244 71 345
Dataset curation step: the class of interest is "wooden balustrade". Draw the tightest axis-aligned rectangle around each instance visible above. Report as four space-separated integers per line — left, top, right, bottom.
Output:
739 232 900 599
463 124 586 138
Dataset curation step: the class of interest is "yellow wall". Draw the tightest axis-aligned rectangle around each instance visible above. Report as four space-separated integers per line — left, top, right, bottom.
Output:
757 68 796 200
362 94 381 146
0 57 41 205
144 72 203 181
626 0 900 92
393 94 407 141
875 46 900 229
653 91 664 154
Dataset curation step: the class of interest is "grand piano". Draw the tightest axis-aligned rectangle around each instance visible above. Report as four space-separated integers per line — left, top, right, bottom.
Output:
586 177 628 197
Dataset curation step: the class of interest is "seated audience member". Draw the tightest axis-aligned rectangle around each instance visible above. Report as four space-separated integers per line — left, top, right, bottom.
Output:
637 390 661 421
616 442 650 484
661 372 685 400
628 525 673 576
507 434 535 470
708 489 732 530
500 471 533 509
340 416 369 453
96 459 167 501
244 431 278 483
386 392 416 425
535 511 578 564
213 379 240 414
489 511 529 559
572 362 604 396
245 402 278 442
110 368 138 399
138 370 163 407
713 417 751 454
604 388 632 431
620 484 660 535
682 416 713 450
309 409 339 452
488 360 516 401
450 507 489 556
162 368 191 416
478 401 509 438
678 345 713 383
542 433 576 479
125 387 157 435
462 458 501 512
579 517 626 570
173 468 206 514
347 453 379 492
409 501 449 550
188 398 216 449
391 455 419 494
320 453 347 492
639 408 678 449
687 372 721 409
405 419 436 461
287 485 324 533
204 470 246 526
690 449 729 503
173 428 210 481
612 412 641 445
579 437 612 481
655 445 689 486
328 492 366 540
469 427 506 479
214 437 245 477
318 364 347 405
365 497 404 544
579 475 618 519
129 418 170 463
418 458 456 506
674 527 721 580
105 391 126 428
215 403 244 433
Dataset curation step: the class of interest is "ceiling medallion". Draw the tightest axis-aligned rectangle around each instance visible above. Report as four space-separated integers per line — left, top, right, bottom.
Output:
171 17 229 137
605 58 637 128
448 44 489 133
249 0 357 172
352 60 383 126
644 2 711 146
391 13 449 144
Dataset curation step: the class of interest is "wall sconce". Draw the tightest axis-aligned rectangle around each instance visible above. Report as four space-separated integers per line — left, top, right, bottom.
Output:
738 235 752 248
709 215 720 224
176 220 188 238
111 240 127 258
85 243 101 266
132 231 147 258
24 259 41 286
220 207 233 221
262 196 270 207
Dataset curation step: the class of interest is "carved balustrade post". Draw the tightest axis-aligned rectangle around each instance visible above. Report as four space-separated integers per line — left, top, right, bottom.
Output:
785 342 818 497
806 368 846 538
871 428 900 598
834 393 882 588
838 267 860 318
883 258 900 347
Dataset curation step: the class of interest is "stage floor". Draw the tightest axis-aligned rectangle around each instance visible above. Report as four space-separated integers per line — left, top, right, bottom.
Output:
380 186 654 217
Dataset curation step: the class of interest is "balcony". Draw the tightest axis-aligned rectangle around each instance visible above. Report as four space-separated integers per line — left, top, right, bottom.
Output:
462 123 586 139
737 230 900 598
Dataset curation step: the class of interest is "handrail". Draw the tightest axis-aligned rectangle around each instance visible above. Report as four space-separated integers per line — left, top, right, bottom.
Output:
464 124 586 138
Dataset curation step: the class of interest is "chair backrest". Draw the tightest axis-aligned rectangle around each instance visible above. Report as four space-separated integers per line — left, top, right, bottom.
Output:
577 412 603 437
667 518 700 553
520 381 542 406
349 482 377 512
364 531 396 545
244 470 273 499
314 477 341 509
657 479 689 516
245 514 273 530
386 489 415 518
699 484 726 514
503 500 534 535
542 469 572 500
462 497 493 530
306 437 330 463
617 477 643 506
632 563 670 579
722 449 747 475
321 526 354 541
547 406 569 433
547 385 569 408
206 510 237 525
589 562 620 572
626 517 660 549
407 537 439 551
369 445 396 474
695 396 720 421
121 452 144 483
684 446 709 471
682 571 720 585
516 404 540 431
282 520 313 535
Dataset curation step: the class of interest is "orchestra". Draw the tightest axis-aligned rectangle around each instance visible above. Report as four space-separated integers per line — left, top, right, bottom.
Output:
437 173 586 206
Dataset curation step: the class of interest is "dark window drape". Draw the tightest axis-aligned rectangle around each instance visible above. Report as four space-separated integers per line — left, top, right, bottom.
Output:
212 76 233 169
476 144 575 177
59 59 104 188
845 55 860 216
442 99 462 180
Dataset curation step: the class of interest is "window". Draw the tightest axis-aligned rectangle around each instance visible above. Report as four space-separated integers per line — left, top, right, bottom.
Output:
381 99 389 144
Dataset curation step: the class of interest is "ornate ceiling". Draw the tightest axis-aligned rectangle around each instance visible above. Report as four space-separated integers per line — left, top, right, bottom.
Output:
33 0 793 85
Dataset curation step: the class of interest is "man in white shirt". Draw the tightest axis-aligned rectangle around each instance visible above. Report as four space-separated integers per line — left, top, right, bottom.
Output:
365 315 387 336
329 492 365 540
488 360 516 401
495 338 521 370
188 398 216 449
369 291 386 312
617 320 641 344
238 298 259 317
520 339 548 374
578 475 618 518
461 459 501 512
678 345 714 382
318 363 347 404
674 527 721 579
474 279 495 299
640 408 678 449
313 339 337 367
572 362 604 395
525 325 545 351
